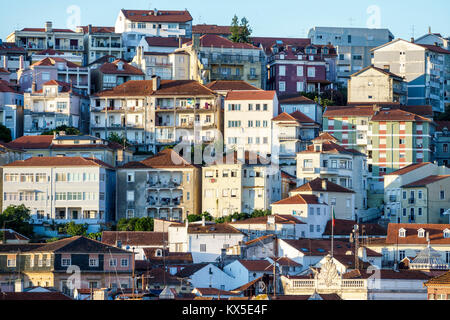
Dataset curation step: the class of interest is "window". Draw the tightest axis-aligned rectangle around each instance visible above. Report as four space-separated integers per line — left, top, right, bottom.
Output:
418 208 423 216
399 228 406 237
279 81 286 92
309 225 314 233
109 259 117 267
7 259 16 268
89 258 99 267
61 258 71 267
399 250 406 260
297 66 304 76
279 66 286 76
121 259 129 267
296 82 304 92
418 191 423 199
418 229 425 238
316 225 321 233
317 208 320 215
200 244 207 252
440 191 445 200
127 191 135 202
127 172 134 183
307 67 315 77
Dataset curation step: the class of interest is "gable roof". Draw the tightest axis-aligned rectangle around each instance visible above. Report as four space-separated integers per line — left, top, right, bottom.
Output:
120 149 196 169
175 263 209 278
0 80 19 93
278 94 315 105
206 80 261 91
78 26 116 34
425 270 450 286
193 25 232 36
291 178 355 194
31 57 80 68
187 223 244 235
99 59 144 75
121 9 193 23
350 65 404 79
272 194 323 205
386 162 432 176
282 239 382 257
324 106 377 118
384 224 450 245
29 236 130 254
185 34 258 50
144 36 191 47
3 157 113 169
371 108 432 122
0 229 30 242
402 175 450 188
101 231 167 247
95 80 215 97
238 260 273 272
143 248 193 265
225 90 276 101
272 111 317 124
194 287 241 296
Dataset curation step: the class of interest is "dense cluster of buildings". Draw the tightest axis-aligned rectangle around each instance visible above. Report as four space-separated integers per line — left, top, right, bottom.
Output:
0 8 449 301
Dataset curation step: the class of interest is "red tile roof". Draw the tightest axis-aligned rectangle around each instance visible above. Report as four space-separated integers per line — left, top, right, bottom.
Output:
273 257 301 267
185 34 259 50
299 140 359 155
120 149 196 169
3 157 113 169
95 80 215 97
324 106 376 118
99 59 144 75
323 219 387 237
188 223 244 235
416 44 450 54
231 215 306 226
225 90 276 101
0 80 17 93
121 9 193 23
386 162 432 176
343 269 431 280
144 248 193 265
206 80 262 91
78 26 116 34
244 234 277 246
0 229 30 241
402 175 450 188
0 42 26 53
384 224 450 245
292 178 355 194
20 28 75 33
424 270 450 286
0 68 10 74
282 239 382 257
278 95 315 105
351 66 404 79
312 132 338 142
8 135 53 149
144 36 190 47
101 231 168 247
31 57 80 68
272 194 323 205
371 108 432 122
272 111 317 125
238 259 273 272
193 25 232 36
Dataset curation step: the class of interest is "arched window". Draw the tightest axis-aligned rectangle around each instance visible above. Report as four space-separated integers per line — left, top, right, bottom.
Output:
399 228 406 238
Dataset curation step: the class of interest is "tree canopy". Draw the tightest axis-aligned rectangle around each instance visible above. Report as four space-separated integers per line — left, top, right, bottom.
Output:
0 205 33 238
116 217 154 231
230 15 253 44
108 132 131 147
0 124 12 143
41 125 81 136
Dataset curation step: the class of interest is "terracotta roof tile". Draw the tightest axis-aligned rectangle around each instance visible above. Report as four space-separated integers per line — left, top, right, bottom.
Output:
3 157 113 169
21 28 75 33
101 232 167 247
282 239 381 257
272 194 323 205
0 42 26 53
386 162 432 176
31 57 80 68
78 26 116 34
425 270 450 286
238 259 273 272
385 224 450 245
351 66 404 79
187 223 244 235
231 215 306 226
193 25 232 35
185 34 259 50
29 236 130 254
175 263 209 277
194 288 241 296
278 94 315 105
144 37 190 47
120 149 196 169
292 178 355 194
402 175 450 188
121 10 193 23
417 44 450 54
225 90 276 101
324 106 376 118
272 111 317 124
371 108 431 122
99 60 144 75
0 80 18 93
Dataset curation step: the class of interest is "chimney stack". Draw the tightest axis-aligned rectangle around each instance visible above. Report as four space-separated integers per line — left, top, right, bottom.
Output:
14 279 24 293
201 215 206 227
428 26 432 34
19 55 24 70
3 56 7 69
152 75 160 91
88 24 92 34
322 179 327 190
45 21 53 33
410 37 414 43
32 81 37 93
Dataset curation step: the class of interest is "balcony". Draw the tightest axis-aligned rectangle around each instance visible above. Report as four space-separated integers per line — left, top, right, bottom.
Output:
210 73 243 81
146 180 182 189
320 167 339 174
247 74 259 80
278 135 299 141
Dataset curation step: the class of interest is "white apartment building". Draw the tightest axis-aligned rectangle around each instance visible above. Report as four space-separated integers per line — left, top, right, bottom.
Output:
202 151 282 218
2 157 116 236
0 42 29 84
23 80 90 135
371 38 450 113
168 220 246 263
115 9 193 61
296 133 369 221
90 77 221 153
224 90 278 156
308 27 394 86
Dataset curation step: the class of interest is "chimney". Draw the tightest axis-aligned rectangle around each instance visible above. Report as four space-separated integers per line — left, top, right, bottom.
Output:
428 26 432 34
14 279 24 293
410 37 414 43
322 179 327 190
178 36 182 49
152 75 160 91
19 55 24 70
357 247 367 261
3 56 7 69
201 215 206 227
185 218 189 228
154 8 158 16
88 24 92 34
193 34 200 50
32 81 37 93
45 21 53 33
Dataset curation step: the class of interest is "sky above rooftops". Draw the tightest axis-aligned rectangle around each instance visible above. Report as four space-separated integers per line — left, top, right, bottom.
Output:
0 0 448 41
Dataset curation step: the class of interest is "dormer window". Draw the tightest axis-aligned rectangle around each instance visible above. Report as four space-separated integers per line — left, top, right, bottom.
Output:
418 229 425 238
399 228 406 238
155 249 163 257
117 62 124 71
444 229 450 238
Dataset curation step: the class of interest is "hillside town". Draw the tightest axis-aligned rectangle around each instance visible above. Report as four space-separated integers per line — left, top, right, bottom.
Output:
0 6 450 302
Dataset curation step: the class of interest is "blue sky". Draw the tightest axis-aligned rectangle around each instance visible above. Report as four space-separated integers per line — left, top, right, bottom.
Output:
1 0 449 41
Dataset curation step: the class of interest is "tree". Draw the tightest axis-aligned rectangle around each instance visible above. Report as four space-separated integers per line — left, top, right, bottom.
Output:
41 125 81 136
0 124 12 143
230 15 253 44
187 212 213 223
65 222 88 236
250 209 272 218
0 205 33 238
116 217 154 231
134 217 154 231
108 132 131 147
